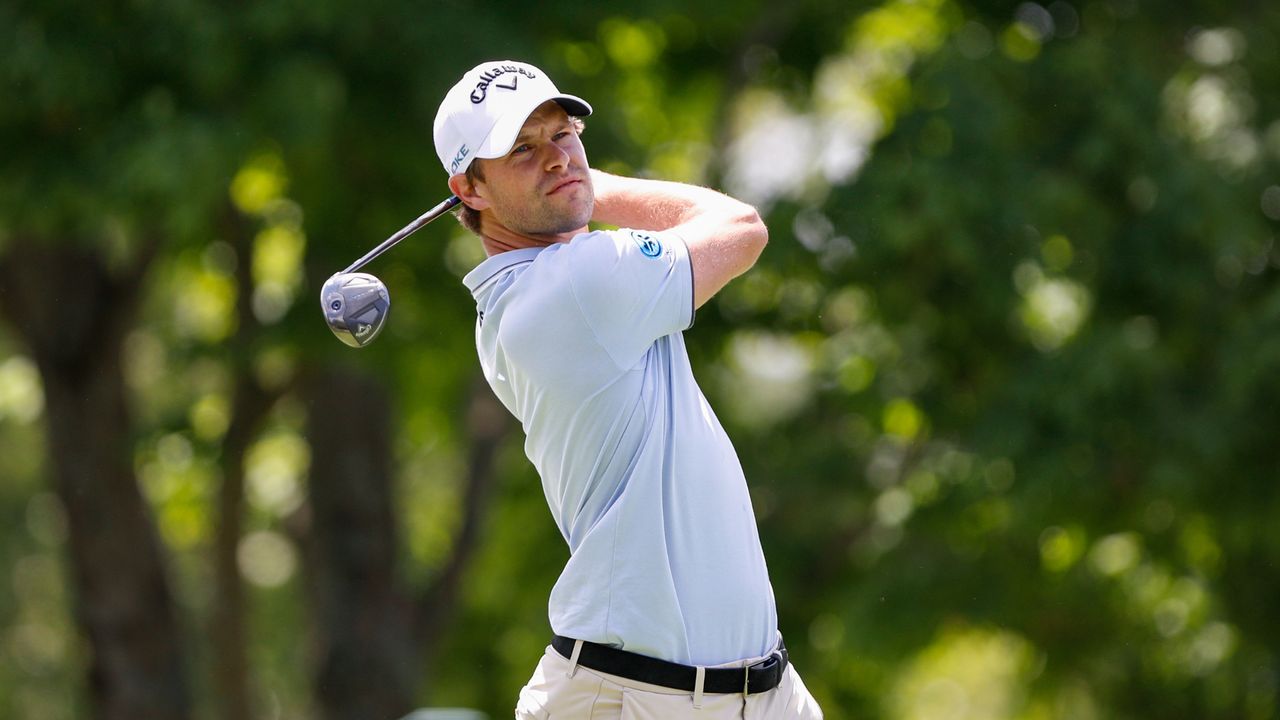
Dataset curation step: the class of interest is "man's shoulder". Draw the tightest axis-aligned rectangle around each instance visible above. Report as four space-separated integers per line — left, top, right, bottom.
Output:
463 246 543 296
560 228 687 279
565 227 671 254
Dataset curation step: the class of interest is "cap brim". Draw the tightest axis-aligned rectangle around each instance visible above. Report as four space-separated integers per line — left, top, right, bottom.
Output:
475 93 594 161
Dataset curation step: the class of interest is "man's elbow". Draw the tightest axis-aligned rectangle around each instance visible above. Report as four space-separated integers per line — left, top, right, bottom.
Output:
738 205 768 267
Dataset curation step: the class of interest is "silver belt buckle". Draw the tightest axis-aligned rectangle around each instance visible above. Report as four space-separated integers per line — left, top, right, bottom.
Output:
743 651 782 697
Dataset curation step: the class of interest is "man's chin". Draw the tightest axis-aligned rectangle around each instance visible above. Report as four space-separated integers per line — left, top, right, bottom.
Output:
503 195 595 238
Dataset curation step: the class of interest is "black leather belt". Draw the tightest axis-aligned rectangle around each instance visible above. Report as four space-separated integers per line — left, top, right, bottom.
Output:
551 635 788 695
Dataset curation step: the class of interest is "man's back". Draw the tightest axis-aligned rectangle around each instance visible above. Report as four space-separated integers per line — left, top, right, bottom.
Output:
464 228 777 666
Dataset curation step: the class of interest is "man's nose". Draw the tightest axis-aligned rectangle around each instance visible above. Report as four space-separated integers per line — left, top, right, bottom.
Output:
542 142 569 171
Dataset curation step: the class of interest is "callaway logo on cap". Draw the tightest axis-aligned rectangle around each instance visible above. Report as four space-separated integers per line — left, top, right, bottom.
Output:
433 60 593 176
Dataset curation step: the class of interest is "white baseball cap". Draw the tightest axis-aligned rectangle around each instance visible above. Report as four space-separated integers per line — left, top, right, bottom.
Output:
433 60 592 177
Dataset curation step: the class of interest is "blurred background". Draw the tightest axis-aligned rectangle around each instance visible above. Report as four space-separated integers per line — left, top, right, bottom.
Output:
2 0 1278 718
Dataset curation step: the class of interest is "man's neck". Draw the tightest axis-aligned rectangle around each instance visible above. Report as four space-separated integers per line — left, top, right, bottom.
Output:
478 214 586 257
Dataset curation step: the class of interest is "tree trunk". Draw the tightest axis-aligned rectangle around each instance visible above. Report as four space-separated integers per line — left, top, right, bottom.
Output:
209 204 275 720
299 361 514 716
414 376 510 692
302 365 416 720
211 373 274 720
0 243 190 720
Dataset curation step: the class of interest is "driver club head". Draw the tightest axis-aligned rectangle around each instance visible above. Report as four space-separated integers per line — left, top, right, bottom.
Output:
320 272 391 348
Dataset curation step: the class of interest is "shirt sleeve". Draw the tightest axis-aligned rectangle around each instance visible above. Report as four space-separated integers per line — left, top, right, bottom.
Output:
566 228 694 368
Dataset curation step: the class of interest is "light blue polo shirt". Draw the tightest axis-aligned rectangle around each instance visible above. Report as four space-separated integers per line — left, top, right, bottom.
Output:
462 228 777 666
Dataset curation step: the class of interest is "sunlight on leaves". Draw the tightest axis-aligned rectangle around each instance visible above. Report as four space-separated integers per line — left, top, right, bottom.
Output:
845 0 955 116
1261 185 1280 220
616 74 669 145
253 345 297 391
720 266 781 317
599 18 666 70
0 355 44 424
1039 525 1087 573
189 393 230 441
253 224 304 287
159 500 210 551
905 469 941 505
1089 532 1141 577
888 626 1039 720
1015 262 1091 351
8 619 67 675
822 286 875 333
400 418 466 572
719 331 816 429
246 432 308 517
726 0 958 207
555 40 606 76
1163 64 1261 173
137 433 213 551
838 355 877 393
11 553 64 612
1167 75 1246 142
1000 22 1042 62
1186 27 1246 67
955 20 994 59
238 530 297 588
252 223 305 324
445 231 488 278
852 0 955 57
1040 234 1074 272
883 397 925 442
808 613 846 653
173 263 236 343
1185 622 1237 677
7 552 75 716
875 486 915 526
229 151 308 323
123 329 167 395
1178 515 1222 575
724 91 819 206
230 152 287 215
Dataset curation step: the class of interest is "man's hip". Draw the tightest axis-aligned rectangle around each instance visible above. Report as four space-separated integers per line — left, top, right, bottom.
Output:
515 635 823 719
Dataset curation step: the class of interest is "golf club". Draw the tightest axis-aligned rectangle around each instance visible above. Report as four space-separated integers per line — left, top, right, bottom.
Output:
320 195 462 348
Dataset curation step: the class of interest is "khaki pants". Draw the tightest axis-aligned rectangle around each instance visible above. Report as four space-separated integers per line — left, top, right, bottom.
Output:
515 640 823 719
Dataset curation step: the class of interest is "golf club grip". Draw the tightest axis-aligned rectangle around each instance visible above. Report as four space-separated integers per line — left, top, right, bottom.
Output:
342 195 462 274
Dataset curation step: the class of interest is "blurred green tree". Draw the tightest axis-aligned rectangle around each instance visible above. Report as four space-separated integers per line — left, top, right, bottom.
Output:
2 1 1279 720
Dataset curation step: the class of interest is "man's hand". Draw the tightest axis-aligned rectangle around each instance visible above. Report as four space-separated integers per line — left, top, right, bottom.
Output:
590 170 768 309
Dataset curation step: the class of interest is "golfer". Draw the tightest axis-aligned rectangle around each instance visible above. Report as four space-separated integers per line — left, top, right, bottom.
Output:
434 60 822 718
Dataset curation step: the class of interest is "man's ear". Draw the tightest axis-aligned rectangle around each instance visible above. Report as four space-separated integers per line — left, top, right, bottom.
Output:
448 171 490 211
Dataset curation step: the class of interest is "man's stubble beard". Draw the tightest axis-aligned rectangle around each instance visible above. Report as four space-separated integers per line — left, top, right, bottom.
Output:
505 178 596 237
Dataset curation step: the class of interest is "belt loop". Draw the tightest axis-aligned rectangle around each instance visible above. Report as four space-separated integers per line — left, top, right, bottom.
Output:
567 639 584 678
693 666 705 709
743 664 751 697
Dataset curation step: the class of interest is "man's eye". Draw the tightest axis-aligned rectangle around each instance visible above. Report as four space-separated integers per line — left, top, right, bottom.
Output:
512 144 531 154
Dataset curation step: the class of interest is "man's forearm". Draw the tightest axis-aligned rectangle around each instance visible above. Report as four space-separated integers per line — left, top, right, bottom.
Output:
590 169 753 231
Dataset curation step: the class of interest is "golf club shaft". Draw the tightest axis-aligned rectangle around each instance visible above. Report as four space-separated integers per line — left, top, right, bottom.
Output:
342 195 462 274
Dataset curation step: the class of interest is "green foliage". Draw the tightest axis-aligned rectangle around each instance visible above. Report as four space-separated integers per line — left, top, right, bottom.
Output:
3 0 1280 719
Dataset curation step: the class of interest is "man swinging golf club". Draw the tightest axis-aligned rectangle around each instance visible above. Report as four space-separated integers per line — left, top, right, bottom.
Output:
436 60 823 718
